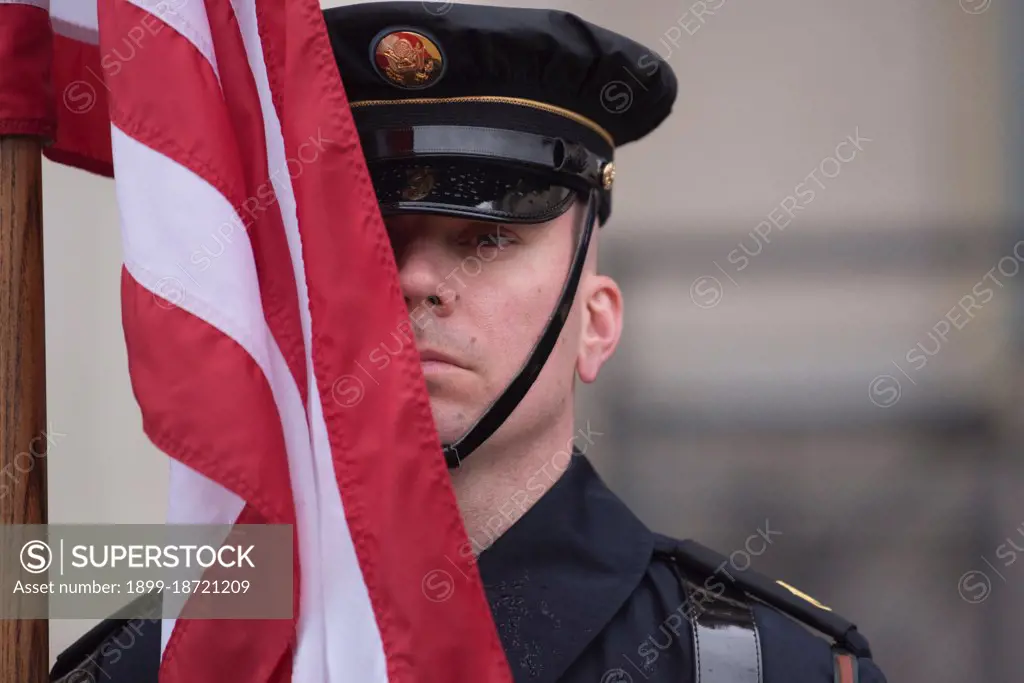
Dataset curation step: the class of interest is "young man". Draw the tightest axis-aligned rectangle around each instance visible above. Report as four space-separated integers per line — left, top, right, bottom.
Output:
51 3 888 682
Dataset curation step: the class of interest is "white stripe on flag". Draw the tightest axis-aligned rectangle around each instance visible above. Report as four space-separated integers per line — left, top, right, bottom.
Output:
160 461 246 655
50 0 96 27
50 0 98 43
109 125 319 659
126 0 220 78
229 2 390 681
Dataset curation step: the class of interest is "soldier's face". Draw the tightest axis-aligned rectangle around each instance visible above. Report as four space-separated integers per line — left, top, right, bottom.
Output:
384 202 623 451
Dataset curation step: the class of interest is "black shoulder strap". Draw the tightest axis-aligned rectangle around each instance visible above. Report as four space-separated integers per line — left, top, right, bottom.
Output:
657 536 871 683
662 547 763 683
670 537 873 659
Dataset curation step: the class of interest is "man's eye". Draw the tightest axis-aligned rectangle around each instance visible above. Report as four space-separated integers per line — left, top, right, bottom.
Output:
475 231 513 248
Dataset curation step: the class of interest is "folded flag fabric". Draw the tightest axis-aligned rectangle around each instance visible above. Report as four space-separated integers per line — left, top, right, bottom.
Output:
0 2 511 681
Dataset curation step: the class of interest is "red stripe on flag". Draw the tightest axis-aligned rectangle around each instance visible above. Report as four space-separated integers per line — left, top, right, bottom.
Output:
119 269 294 525
99 2 245 215
46 33 113 175
0 4 55 137
100 0 308 404
252 0 284 137
98 1 306 679
273 1 514 681
159 503 296 683
120 267 297 682
204 0 309 409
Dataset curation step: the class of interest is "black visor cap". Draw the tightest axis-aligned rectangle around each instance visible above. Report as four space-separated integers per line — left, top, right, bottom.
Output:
368 157 578 224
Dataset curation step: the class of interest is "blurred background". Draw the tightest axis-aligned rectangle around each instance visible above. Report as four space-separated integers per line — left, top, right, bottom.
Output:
44 0 1022 681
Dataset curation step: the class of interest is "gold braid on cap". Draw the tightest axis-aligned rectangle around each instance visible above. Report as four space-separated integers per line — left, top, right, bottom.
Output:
348 95 616 149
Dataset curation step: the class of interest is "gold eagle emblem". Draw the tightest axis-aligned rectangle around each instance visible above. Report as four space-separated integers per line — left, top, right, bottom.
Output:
373 31 444 89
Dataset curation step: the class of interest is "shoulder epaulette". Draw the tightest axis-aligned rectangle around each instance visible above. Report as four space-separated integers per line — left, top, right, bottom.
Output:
655 536 873 659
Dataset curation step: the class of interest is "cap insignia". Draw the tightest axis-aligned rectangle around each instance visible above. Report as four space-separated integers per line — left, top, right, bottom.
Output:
372 30 445 90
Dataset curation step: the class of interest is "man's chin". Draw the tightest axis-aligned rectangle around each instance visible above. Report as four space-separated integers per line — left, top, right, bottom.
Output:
431 423 474 448
425 398 481 446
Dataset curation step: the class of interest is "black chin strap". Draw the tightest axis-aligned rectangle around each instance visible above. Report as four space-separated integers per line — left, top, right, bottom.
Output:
442 188 599 468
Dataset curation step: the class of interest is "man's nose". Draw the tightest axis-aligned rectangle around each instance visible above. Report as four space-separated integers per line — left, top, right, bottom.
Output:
397 240 456 318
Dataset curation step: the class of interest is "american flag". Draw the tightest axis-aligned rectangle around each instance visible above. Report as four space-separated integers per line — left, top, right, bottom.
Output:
0 1 512 682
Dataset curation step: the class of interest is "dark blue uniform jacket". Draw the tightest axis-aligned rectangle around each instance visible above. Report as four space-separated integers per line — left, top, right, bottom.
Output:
51 454 888 683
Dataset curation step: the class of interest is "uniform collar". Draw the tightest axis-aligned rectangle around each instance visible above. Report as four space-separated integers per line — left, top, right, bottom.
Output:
476 453 654 683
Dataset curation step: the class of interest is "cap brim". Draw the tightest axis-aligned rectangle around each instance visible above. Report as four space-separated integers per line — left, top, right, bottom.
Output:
368 158 577 224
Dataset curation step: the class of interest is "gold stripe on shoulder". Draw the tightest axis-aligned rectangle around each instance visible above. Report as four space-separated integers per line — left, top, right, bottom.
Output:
776 580 833 611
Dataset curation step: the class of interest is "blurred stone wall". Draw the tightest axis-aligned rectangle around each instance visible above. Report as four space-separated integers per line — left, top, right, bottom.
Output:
564 1 1021 681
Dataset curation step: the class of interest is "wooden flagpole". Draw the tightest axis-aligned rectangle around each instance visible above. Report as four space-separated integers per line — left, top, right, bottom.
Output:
0 135 49 683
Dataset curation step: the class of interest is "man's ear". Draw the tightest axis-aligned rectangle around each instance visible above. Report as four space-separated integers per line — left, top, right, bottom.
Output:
576 275 623 383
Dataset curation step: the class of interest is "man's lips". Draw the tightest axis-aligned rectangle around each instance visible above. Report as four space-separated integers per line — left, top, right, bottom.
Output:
417 349 467 370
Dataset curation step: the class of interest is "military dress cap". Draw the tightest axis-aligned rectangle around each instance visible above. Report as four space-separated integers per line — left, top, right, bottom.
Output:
322 1 677 226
